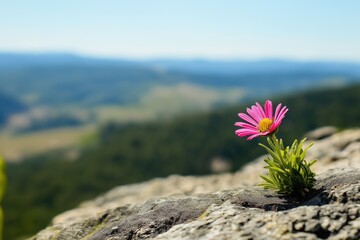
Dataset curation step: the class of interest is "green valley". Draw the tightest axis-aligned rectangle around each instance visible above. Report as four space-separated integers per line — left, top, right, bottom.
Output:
4 83 360 239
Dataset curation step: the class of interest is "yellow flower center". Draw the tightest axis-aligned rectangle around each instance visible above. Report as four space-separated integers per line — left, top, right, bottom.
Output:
258 118 273 132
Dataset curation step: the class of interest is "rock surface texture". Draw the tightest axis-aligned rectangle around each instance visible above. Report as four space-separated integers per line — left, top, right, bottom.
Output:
31 128 360 240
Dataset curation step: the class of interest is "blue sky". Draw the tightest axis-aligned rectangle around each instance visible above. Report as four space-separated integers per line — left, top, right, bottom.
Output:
1 1 359 60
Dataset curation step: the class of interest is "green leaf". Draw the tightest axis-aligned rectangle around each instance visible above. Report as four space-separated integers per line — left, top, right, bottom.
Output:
260 175 274 184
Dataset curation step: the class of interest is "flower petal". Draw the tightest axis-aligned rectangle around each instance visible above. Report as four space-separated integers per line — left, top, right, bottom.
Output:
255 102 266 118
274 106 288 126
234 122 258 131
274 103 282 121
247 132 265 140
252 105 264 122
238 113 258 127
235 128 258 136
247 107 261 122
252 105 264 121
264 100 273 120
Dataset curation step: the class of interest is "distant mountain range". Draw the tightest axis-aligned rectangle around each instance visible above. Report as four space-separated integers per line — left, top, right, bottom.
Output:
1 52 360 75
144 58 360 75
0 52 360 130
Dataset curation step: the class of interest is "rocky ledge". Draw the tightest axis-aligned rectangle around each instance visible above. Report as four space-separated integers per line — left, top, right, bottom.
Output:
31 128 360 240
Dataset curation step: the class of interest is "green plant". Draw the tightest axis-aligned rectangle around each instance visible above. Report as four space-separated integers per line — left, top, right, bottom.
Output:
0 156 5 240
235 100 317 197
258 135 316 196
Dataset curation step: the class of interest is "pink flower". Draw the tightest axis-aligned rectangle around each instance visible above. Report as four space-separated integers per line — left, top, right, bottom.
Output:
234 100 288 140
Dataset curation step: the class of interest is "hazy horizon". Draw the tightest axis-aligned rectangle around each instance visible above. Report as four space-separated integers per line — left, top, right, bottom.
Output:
2 51 360 64
1 1 360 61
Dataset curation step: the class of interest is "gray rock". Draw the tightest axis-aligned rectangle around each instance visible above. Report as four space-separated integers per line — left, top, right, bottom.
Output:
31 168 360 240
155 171 360 240
155 202 360 240
31 128 360 240
305 126 338 140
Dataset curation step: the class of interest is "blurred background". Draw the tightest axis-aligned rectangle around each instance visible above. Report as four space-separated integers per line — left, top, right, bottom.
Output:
1 1 360 239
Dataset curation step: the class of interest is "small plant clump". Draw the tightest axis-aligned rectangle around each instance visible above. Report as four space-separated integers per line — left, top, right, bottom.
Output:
258 136 316 196
0 156 5 240
235 100 317 197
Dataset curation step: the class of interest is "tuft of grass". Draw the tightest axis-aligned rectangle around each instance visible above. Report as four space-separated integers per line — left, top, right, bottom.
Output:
259 136 316 197
0 156 6 240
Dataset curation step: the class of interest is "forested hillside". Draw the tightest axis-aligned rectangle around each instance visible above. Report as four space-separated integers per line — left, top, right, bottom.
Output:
1 53 360 109
4 83 360 239
1 53 360 136
0 91 27 125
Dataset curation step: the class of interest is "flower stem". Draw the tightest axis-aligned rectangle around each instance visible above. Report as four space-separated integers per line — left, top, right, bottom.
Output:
270 134 284 163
